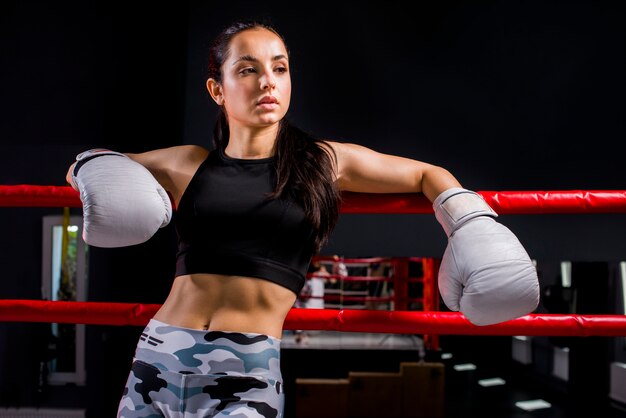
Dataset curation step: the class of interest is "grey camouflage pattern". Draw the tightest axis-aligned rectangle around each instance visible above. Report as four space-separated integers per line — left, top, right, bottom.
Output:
117 319 284 417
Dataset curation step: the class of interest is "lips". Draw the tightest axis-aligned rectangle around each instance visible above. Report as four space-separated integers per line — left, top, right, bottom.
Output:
257 96 278 105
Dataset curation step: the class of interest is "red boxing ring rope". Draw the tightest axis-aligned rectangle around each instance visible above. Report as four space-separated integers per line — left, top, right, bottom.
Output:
2 185 626 214
339 190 626 214
1 184 625 337
1 300 626 337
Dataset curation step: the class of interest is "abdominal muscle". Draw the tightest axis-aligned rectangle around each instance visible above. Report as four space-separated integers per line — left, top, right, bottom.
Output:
152 273 298 339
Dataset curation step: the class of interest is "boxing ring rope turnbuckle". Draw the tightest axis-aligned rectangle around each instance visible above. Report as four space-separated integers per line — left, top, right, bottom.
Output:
1 184 625 337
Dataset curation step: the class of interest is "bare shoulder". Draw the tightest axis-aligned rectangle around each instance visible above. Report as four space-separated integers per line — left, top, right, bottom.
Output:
167 144 210 168
318 139 357 163
126 145 208 172
316 140 367 177
318 140 366 160
179 144 211 160
317 139 342 155
126 145 209 194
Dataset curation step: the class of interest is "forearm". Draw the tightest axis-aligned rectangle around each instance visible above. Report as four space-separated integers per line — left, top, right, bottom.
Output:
420 165 462 203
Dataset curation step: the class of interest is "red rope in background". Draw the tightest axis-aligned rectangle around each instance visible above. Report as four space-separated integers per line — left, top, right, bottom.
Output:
1 300 625 336
0 185 81 208
1 186 625 336
341 190 626 214
2 185 626 214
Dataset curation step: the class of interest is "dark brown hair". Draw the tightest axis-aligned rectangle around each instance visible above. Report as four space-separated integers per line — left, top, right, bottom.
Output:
207 20 341 253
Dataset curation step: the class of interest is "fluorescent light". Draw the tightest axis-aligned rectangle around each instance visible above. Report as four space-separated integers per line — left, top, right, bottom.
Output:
561 261 572 288
453 363 476 371
478 378 506 387
515 400 551 411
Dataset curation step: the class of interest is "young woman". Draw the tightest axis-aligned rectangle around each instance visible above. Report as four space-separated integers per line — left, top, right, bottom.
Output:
67 20 539 418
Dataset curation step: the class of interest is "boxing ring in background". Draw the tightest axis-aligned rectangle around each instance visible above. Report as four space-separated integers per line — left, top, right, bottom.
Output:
1 185 626 345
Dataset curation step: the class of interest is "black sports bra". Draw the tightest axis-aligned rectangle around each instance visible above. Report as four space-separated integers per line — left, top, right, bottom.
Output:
174 147 315 295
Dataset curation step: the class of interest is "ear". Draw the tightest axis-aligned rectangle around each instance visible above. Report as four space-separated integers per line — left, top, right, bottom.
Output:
206 78 224 105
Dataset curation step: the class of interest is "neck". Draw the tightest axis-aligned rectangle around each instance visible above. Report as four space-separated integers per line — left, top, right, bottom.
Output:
225 124 279 159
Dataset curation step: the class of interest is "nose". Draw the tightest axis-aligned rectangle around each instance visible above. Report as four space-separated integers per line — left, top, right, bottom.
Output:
260 73 276 90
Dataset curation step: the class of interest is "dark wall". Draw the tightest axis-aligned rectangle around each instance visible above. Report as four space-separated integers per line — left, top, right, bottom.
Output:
0 0 624 416
184 0 626 260
0 1 187 413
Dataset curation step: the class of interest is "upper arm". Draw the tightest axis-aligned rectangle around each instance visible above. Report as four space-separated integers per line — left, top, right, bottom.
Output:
326 141 429 193
324 141 461 201
125 145 209 197
64 147 184 191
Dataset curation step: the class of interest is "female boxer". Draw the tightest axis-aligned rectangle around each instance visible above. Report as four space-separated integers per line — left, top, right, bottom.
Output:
67 20 539 418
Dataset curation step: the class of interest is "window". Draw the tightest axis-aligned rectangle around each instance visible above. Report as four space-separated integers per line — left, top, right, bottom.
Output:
41 214 88 386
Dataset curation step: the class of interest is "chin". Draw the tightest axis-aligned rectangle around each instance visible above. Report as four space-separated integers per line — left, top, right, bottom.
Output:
256 115 282 125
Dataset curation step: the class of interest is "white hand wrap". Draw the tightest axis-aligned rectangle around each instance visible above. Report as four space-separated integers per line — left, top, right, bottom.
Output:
433 188 540 326
72 149 172 248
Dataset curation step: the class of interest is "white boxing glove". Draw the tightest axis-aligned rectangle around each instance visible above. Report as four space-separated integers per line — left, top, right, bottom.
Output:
72 149 172 248
433 188 539 326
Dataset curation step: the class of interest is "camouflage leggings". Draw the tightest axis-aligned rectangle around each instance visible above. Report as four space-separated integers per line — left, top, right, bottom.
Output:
117 319 284 418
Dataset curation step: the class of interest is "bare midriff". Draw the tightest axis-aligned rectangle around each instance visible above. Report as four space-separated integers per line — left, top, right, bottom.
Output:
152 274 298 339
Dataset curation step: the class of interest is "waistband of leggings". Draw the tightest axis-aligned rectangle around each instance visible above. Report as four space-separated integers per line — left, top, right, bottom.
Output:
136 318 283 381
147 318 282 343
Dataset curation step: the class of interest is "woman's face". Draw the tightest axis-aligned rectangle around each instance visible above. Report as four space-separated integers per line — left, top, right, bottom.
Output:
213 28 291 130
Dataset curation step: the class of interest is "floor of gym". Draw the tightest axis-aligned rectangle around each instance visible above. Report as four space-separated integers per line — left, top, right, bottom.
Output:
282 331 626 418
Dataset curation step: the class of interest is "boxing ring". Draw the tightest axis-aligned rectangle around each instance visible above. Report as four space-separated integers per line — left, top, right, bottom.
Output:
1 185 626 343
